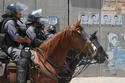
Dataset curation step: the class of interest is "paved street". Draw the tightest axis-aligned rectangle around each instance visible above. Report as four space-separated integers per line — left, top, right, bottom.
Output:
70 63 125 83
70 77 125 83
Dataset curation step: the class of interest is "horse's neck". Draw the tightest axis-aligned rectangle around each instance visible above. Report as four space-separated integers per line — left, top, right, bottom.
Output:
49 30 71 67
40 27 72 67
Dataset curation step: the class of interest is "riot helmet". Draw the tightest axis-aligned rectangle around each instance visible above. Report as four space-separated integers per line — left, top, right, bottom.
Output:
27 9 42 23
47 25 56 34
3 2 28 18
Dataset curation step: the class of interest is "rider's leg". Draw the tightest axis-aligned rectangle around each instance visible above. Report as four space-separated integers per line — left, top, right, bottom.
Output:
16 49 31 83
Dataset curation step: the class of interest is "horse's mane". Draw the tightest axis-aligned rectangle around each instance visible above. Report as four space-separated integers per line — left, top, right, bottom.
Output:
38 25 75 60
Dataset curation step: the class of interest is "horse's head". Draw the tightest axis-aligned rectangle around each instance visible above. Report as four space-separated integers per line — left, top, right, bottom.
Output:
90 32 108 63
70 19 108 63
70 19 87 53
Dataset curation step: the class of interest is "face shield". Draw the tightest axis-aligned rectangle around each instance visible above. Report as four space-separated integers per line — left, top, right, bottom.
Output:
31 9 42 18
5 2 28 17
40 18 49 24
15 2 28 13
27 9 42 23
82 29 99 52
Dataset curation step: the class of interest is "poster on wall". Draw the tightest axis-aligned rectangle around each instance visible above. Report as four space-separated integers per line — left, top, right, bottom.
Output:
79 14 89 25
49 16 58 25
88 14 99 25
111 14 122 25
79 13 99 25
79 13 122 26
102 14 112 25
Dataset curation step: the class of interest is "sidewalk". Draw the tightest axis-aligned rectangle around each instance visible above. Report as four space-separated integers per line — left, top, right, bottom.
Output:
70 77 125 83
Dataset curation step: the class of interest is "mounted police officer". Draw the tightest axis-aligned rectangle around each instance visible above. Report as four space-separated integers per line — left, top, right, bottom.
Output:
26 9 47 48
1 2 31 83
47 25 56 38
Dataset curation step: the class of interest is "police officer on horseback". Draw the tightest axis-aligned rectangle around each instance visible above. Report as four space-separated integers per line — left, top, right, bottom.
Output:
47 25 56 38
46 16 58 38
26 9 47 48
1 2 31 83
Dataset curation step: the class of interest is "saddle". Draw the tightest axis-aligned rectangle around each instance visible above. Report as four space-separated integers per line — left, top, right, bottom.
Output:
0 49 8 77
0 48 16 77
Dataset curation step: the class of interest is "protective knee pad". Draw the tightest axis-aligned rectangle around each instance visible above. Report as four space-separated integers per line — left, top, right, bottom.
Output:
17 57 30 83
16 49 31 83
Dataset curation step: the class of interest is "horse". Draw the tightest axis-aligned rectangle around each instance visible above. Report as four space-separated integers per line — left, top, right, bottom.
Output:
58 29 108 83
31 19 107 83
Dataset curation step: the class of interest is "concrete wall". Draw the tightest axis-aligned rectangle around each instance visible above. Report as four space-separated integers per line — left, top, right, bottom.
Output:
36 0 68 31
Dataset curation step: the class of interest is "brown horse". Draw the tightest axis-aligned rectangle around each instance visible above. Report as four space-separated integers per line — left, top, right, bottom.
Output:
31 19 100 83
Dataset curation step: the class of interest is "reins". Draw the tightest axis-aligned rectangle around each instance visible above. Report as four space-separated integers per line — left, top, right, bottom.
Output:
34 48 59 81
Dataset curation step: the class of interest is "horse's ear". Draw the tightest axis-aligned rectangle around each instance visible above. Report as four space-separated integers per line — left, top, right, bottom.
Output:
90 31 98 40
92 31 98 36
73 19 81 27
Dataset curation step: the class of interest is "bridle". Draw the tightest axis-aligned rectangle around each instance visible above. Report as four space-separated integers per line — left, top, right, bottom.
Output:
71 25 98 57
70 25 99 78
70 26 108 78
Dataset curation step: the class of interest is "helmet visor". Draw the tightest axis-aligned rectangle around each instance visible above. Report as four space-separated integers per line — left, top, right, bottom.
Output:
15 2 28 12
31 9 42 18
40 18 49 24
